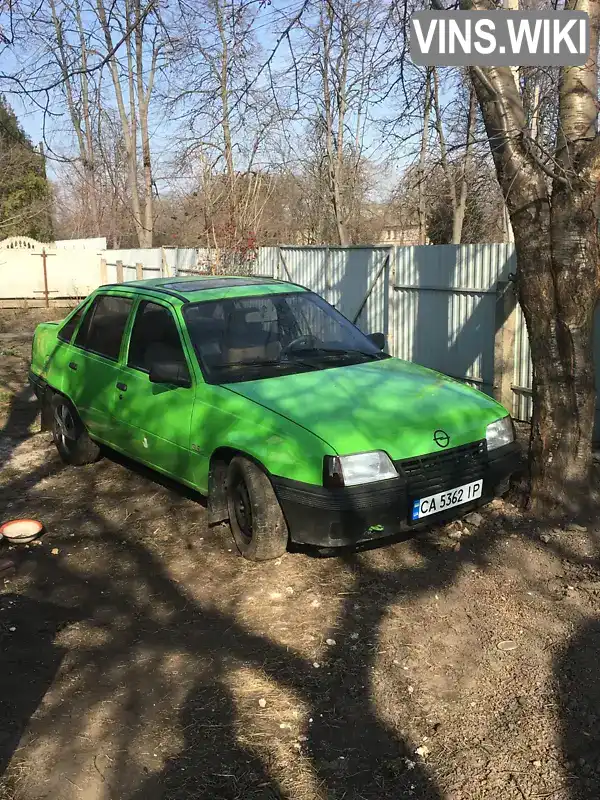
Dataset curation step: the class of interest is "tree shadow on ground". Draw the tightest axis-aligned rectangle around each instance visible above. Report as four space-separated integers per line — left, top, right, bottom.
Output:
0 349 554 800
556 619 600 800
0 593 81 778
0 384 40 456
130 674 289 800
125 549 445 800
0 409 530 800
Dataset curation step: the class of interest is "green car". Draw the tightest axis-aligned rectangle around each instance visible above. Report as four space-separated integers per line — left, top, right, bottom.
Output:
29 276 521 560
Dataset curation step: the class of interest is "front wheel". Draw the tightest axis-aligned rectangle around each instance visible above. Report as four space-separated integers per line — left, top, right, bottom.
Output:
226 456 289 561
51 395 101 465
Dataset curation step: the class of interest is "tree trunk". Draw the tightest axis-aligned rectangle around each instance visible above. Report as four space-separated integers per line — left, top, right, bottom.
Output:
97 0 144 247
135 0 155 248
214 0 237 247
453 85 476 244
320 0 350 247
432 67 458 243
417 69 431 245
523 182 598 514
75 0 99 234
468 0 600 515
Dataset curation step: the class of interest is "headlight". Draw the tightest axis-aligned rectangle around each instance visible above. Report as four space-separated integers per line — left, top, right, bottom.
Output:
324 451 398 487
486 416 515 451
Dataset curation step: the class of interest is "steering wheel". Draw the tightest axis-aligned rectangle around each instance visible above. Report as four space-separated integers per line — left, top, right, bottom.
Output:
281 335 320 358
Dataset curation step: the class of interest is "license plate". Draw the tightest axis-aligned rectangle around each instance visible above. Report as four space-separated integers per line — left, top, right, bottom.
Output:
411 479 483 521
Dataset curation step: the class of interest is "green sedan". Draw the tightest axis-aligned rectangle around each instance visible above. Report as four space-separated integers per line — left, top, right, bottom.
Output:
29 275 521 560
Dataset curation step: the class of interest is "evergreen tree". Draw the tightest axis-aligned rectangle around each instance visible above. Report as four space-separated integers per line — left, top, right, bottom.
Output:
0 98 52 241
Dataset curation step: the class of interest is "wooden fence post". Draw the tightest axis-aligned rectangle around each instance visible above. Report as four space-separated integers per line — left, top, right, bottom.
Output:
116 260 124 283
493 280 517 413
135 262 143 280
100 257 108 284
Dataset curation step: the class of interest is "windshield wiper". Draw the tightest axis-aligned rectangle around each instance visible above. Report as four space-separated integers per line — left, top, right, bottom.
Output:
216 358 281 369
288 346 387 361
213 358 319 372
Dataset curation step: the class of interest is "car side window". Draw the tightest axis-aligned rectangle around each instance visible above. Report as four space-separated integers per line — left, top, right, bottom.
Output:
75 294 133 361
58 303 87 343
127 300 189 376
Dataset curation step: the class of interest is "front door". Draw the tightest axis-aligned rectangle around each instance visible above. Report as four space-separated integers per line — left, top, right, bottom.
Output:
112 299 196 483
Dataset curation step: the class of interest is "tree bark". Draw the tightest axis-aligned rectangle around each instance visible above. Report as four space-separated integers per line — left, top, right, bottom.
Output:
468 0 600 516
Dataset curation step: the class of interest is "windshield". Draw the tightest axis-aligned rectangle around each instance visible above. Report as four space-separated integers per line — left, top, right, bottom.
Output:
183 290 388 384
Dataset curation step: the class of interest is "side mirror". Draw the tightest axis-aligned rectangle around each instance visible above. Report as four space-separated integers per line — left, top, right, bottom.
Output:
149 360 191 388
368 332 386 351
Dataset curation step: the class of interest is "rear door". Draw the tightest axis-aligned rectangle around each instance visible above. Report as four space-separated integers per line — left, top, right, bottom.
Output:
112 298 196 482
62 292 134 444
40 300 91 385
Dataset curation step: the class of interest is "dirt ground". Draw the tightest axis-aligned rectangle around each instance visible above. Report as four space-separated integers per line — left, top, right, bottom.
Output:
1 318 600 800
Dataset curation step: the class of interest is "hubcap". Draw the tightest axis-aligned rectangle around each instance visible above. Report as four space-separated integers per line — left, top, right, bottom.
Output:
54 403 76 450
232 476 253 543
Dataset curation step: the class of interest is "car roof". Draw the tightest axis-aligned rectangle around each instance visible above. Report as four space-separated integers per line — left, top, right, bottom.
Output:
100 275 307 304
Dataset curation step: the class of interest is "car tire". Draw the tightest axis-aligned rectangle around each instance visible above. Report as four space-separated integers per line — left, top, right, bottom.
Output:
226 456 289 561
50 394 101 466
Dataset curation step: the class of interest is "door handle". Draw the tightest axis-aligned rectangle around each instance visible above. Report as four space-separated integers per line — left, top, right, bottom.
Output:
116 382 127 392
68 361 78 371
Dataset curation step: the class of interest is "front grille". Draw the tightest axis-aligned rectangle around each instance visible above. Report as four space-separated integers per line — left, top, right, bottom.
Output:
396 440 487 497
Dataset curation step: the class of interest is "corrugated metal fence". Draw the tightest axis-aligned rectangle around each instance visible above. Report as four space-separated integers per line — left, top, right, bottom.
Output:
250 243 520 408
109 242 600 431
391 245 515 396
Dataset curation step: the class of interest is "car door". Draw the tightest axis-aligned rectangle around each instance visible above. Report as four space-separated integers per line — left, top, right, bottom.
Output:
62 292 134 444
41 299 91 385
111 298 196 482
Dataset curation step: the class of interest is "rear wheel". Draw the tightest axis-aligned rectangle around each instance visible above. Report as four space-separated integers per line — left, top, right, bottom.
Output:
51 395 101 465
226 456 289 561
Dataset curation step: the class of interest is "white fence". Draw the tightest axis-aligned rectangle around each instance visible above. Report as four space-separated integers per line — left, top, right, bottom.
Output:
0 237 107 300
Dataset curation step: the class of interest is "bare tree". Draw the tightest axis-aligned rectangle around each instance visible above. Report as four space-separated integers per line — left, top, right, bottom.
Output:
288 0 391 246
453 85 476 244
95 0 163 247
167 0 283 252
416 68 432 245
431 70 477 244
55 111 138 247
47 0 100 233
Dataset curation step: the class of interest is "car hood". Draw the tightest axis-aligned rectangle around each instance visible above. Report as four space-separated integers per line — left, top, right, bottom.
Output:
224 358 508 459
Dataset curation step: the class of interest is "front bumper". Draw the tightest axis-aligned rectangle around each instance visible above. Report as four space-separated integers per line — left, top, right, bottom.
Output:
272 441 522 548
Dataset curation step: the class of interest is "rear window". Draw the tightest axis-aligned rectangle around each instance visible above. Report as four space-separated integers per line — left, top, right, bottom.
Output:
75 294 133 361
58 303 87 343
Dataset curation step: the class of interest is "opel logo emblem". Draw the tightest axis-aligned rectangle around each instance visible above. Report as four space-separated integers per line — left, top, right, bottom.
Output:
433 429 450 448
